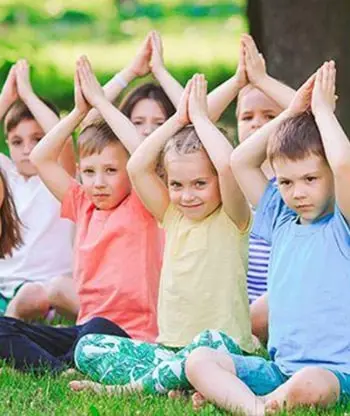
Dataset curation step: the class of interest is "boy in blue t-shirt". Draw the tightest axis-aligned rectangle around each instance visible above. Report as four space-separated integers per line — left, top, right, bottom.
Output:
185 61 350 415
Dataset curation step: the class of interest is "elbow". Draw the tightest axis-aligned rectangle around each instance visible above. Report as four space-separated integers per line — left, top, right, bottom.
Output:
126 157 138 179
29 151 40 168
230 147 244 174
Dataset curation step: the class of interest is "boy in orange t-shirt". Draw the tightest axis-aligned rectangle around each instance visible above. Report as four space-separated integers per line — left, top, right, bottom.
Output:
0 56 162 372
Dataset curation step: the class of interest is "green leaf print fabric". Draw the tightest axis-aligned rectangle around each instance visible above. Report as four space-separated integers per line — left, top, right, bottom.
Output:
74 330 243 394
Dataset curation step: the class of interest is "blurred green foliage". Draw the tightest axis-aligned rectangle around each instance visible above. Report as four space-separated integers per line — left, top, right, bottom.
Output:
0 1 247 153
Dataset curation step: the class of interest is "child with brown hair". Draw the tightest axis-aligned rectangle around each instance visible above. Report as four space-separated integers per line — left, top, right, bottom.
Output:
186 61 350 415
0 55 163 374
0 60 75 320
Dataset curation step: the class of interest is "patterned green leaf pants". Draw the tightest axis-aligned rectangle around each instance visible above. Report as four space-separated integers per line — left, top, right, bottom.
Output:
74 329 243 394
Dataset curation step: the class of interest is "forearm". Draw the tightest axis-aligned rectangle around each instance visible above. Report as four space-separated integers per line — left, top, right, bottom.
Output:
30 109 83 166
207 75 241 122
96 99 141 154
152 67 183 108
21 92 59 133
232 109 292 169
0 94 14 121
314 110 350 170
102 66 136 102
192 116 233 173
128 115 183 174
82 66 137 127
255 75 295 109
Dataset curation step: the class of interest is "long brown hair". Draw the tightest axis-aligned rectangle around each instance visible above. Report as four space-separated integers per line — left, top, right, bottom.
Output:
0 169 23 258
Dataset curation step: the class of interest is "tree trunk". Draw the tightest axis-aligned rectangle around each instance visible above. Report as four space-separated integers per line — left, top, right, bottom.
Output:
247 0 350 134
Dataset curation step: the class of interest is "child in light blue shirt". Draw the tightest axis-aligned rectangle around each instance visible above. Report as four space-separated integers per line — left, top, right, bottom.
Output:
185 61 350 415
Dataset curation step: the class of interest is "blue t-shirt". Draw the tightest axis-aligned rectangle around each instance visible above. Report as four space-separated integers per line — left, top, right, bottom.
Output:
253 181 350 376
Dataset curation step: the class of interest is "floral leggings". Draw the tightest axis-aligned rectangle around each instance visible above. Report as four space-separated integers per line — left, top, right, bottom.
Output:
74 329 243 394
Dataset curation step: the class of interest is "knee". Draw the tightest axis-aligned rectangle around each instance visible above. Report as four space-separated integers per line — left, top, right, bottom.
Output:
185 347 222 384
46 276 65 304
18 283 48 308
287 367 339 406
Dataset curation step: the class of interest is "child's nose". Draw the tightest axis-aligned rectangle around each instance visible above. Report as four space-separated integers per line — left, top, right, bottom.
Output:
94 174 106 187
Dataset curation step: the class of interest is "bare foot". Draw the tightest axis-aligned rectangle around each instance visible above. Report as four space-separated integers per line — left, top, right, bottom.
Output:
61 368 79 378
69 379 142 395
69 380 113 394
264 399 281 415
192 391 206 411
168 390 185 399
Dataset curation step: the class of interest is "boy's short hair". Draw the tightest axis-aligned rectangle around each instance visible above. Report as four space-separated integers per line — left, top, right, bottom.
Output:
4 99 59 135
267 112 327 166
78 118 121 159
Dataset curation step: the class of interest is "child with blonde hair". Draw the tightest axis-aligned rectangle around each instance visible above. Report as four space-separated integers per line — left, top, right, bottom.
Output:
69 73 255 395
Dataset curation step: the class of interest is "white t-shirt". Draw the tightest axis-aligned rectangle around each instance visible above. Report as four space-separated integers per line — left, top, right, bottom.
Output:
0 154 73 297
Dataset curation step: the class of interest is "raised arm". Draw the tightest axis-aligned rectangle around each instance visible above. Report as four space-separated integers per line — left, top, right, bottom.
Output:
242 34 295 109
231 73 315 208
150 31 184 108
127 81 191 221
15 59 76 176
189 74 250 229
207 39 248 122
311 61 350 223
77 56 141 154
30 67 90 202
0 65 19 121
82 34 152 127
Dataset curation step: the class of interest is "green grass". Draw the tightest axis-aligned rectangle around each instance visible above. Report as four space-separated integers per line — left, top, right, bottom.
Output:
0 364 349 415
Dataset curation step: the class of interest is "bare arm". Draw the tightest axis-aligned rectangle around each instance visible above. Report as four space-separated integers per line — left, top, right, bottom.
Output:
16 60 76 176
231 72 316 208
77 56 141 154
190 74 250 229
311 61 350 223
30 69 90 202
242 34 295 109
127 82 191 221
150 31 184 108
82 34 153 126
0 65 19 121
207 38 248 122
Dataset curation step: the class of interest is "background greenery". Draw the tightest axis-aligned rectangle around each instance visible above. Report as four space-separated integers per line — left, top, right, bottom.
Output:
0 0 246 153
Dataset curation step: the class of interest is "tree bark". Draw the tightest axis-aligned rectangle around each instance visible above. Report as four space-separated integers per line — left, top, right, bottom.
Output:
247 0 350 133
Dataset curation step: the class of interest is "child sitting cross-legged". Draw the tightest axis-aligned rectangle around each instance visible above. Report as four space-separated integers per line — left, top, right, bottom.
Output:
0 56 163 373
0 60 75 320
69 74 255 396
185 61 350 415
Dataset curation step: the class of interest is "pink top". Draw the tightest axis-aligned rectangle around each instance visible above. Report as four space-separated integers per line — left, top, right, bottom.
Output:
61 180 162 342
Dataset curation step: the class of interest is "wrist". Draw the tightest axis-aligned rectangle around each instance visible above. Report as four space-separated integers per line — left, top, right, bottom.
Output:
0 94 15 111
72 107 88 121
192 113 210 125
19 90 36 105
152 65 166 79
122 66 139 83
313 104 333 120
253 73 269 89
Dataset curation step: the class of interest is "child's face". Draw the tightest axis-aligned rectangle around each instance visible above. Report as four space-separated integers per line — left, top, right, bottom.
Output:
130 98 167 140
79 143 131 210
237 89 281 143
7 119 44 178
274 154 334 224
165 149 221 221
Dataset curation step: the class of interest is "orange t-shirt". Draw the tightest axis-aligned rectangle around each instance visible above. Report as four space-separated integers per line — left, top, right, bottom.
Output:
61 180 163 342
